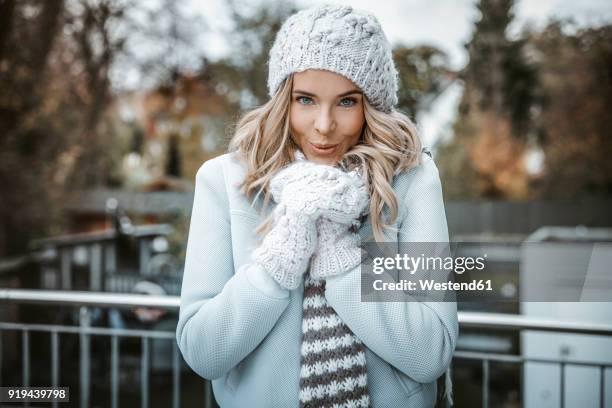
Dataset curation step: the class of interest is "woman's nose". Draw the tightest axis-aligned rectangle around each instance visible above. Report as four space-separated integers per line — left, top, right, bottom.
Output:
314 109 336 135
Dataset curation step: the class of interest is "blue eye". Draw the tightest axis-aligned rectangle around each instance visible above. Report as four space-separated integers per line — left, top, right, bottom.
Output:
340 97 357 107
296 96 313 105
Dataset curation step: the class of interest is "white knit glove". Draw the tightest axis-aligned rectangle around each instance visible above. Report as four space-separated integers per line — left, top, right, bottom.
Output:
253 160 369 288
309 217 364 280
309 169 370 280
252 205 317 290
252 160 352 289
269 161 367 223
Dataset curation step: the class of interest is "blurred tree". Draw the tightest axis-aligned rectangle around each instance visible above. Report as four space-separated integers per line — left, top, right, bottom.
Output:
0 0 65 138
113 0 206 90
393 45 456 120
0 0 207 257
0 0 67 257
438 0 540 199
463 0 539 133
202 0 299 110
440 13 611 200
528 22 612 198
61 0 129 188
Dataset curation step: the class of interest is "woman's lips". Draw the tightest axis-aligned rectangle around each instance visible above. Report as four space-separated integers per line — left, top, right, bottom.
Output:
309 142 338 155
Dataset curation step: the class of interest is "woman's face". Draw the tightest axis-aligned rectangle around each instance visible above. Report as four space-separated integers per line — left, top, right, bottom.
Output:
289 69 365 165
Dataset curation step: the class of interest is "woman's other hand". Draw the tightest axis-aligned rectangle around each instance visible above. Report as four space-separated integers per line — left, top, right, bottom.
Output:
269 161 369 224
252 202 317 290
309 217 364 280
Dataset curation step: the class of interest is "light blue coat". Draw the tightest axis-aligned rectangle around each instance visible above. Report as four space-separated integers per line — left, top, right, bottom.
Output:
176 151 458 407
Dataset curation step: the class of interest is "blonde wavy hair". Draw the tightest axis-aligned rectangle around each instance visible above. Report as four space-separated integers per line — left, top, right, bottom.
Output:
228 73 423 243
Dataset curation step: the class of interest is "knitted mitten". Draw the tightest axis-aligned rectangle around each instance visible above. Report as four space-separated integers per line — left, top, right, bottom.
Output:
269 161 368 224
252 160 356 290
310 217 363 280
252 204 317 290
310 170 369 279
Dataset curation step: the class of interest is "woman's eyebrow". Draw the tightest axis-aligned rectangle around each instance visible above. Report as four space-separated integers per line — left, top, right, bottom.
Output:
292 89 363 97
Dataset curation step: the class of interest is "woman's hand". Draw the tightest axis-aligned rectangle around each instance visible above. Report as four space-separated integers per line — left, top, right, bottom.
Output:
269 161 369 224
252 204 317 290
308 166 369 279
253 160 369 289
309 217 364 280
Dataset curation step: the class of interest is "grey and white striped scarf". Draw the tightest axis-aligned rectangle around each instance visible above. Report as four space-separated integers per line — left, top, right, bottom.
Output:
298 272 370 408
295 147 454 407
294 149 371 408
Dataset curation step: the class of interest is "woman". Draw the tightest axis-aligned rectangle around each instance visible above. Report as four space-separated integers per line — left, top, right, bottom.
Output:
176 5 457 407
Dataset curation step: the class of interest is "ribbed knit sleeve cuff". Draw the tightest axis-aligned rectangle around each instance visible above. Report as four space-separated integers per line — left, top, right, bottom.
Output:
309 243 362 280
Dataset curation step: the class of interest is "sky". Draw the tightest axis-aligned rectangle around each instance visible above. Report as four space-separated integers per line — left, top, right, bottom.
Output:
188 0 612 147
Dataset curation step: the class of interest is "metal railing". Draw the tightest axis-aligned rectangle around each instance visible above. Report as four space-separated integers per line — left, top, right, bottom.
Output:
0 290 199 408
1 289 612 407
452 311 612 408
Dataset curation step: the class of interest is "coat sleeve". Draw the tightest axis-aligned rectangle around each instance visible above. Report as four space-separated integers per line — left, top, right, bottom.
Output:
175 157 291 380
324 155 458 383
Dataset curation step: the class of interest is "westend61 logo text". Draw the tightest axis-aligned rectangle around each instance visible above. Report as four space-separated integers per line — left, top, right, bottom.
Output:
371 253 488 275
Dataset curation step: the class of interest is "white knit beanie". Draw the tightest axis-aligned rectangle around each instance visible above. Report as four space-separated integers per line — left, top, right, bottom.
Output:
267 4 399 113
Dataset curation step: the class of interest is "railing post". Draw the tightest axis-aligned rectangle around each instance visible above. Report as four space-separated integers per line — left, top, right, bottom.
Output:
22 329 29 387
482 359 489 408
172 342 180 408
51 330 59 408
141 337 149 408
111 335 119 408
204 380 214 408
79 307 91 408
22 329 30 408
559 361 565 408
0 330 2 386
600 366 605 408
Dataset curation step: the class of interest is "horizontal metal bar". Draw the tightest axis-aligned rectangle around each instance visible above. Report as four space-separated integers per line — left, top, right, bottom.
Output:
3 320 609 367
454 350 612 368
0 289 179 310
0 322 175 339
2 289 612 335
459 311 612 336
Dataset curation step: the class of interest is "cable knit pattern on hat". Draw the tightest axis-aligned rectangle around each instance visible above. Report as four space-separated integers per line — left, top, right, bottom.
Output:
267 4 399 113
